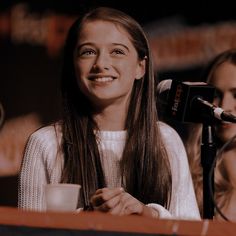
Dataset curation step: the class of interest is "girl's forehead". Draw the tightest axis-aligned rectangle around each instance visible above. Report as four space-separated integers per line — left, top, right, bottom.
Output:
77 20 135 49
80 20 129 37
210 62 236 88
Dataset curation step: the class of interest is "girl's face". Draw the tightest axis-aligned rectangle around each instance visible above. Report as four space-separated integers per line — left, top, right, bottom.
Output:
209 62 236 143
73 20 146 108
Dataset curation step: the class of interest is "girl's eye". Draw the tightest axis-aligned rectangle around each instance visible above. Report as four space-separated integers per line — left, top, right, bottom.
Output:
79 49 96 57
214 89 222 100
112 49 125 55
233 92 236 99
213 89 222 105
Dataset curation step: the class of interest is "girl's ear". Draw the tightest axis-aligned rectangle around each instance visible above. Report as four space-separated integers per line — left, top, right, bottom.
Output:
135 56 147 80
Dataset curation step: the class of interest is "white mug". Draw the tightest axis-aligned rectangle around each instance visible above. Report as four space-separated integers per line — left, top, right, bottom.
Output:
45 183 81 212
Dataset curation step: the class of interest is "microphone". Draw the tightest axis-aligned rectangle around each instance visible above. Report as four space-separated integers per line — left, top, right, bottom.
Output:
157 79 236 123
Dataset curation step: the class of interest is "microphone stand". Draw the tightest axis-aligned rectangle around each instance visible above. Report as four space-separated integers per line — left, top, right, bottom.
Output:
201 122 216 219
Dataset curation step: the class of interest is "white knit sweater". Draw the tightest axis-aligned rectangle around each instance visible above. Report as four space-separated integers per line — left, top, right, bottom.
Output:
18 122 200 220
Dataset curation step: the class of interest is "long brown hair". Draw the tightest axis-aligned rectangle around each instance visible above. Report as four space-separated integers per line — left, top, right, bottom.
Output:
60 7 171 209
185 49 236 217
205 48 236 84
204 49 236 218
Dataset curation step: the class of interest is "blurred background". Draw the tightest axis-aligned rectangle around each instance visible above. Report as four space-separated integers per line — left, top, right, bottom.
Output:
0 0 235 206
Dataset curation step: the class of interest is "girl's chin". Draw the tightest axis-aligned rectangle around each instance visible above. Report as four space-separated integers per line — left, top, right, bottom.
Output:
217 124 236 141
217 132 236 143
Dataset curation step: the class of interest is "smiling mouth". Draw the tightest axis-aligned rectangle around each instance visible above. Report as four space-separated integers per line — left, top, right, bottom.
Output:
219 122 233 129
94 77 114 82
88 76 116 82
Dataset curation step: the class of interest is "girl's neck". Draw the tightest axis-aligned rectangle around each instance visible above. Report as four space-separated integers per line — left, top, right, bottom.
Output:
93 103 128 131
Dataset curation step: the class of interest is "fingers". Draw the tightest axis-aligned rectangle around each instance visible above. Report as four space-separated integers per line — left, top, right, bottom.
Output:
109 192 130 215
123 201 143 215
90 187 144 216
96 193 122 212
120 193 143 215
90 187 124 210
110 192 143 216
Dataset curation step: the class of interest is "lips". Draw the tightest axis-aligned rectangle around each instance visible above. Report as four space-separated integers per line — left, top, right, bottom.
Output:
218 121 235 130
88 74 117 82
93 77 114 82
220 122 232 128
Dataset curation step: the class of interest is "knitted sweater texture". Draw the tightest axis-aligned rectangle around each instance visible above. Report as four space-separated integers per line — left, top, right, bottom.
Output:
18 122 200 220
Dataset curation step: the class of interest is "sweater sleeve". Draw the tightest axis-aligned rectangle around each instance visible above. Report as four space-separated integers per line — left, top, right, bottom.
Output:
147 122 201 220
18 125 62 211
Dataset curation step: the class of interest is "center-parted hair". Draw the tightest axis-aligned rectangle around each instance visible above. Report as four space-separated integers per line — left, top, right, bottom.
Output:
60 7 172 209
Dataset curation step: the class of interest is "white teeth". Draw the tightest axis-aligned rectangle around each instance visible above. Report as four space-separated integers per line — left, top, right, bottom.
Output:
94 77 113 82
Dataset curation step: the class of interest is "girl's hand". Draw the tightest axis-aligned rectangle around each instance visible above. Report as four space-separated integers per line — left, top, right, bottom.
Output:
90 187 157 217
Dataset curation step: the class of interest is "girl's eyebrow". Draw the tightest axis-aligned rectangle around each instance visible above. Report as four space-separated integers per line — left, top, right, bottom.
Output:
76 42 130 52
76 42 94 50
75 43 94 56
112 43 130 52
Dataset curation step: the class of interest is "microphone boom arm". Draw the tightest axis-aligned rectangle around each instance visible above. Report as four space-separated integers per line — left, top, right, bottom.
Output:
195 97 236 123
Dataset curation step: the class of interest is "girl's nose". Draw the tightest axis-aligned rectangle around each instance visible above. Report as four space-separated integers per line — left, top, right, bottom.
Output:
221 94 234 112
92 53 110 71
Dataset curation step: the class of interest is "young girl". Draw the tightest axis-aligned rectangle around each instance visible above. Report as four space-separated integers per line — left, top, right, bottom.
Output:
206 49 236 221
18 7 200 220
